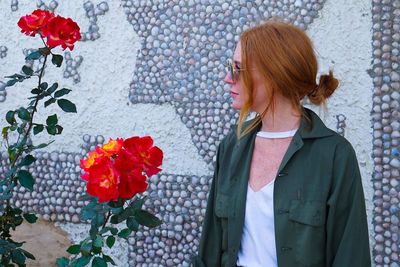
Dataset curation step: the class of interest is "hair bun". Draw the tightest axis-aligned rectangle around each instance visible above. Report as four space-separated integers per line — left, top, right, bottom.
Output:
308 70 339 105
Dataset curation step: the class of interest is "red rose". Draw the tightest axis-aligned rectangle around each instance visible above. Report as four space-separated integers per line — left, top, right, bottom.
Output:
123 136 163 176
85 157 120 202
41 16 81 50
118 168 148 199
17 9 54 36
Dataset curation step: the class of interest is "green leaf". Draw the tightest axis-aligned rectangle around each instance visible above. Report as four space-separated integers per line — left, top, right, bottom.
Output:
46 114 58 126
33 124 44 135
93 236 103 249
6 110 15 125
20 154 36 166
6 79 18 87
17 170 34 191
75 256 91 267
135 210 162 228
80 242 92 255
52 54 64 67
46 125 57 135
47 82 59 94
103 255 116 265
127 217 139 231
109 227 118 235
11 249 26 265
20 248 35 260
25 50 42 60
22 65 33 76
31 88 41 94
106 236 115 249
66 244 81 255
39 82 48 90
117 228 132 238
23 213 38 223
57 99 77 113
44 98 57 108
54 88 72 98
17 108 30 121
92 257 107 267
56 257 70 267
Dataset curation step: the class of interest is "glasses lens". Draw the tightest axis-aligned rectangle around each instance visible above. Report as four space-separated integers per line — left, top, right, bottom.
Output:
226 59 237 82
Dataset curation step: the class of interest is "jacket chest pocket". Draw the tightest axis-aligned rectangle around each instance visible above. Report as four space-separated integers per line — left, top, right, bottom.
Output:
288 199 326 267
215 192 231 251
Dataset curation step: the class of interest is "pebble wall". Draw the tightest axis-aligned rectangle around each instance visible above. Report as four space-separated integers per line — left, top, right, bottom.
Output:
0 0 397 266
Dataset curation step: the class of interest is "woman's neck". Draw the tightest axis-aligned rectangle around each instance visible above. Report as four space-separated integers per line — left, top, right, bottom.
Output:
259 105 302 132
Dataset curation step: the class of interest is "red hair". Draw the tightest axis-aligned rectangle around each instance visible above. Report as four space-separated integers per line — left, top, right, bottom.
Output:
237 19 339 138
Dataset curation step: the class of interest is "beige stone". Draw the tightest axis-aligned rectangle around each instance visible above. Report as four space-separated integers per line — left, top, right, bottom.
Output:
12 219 71 267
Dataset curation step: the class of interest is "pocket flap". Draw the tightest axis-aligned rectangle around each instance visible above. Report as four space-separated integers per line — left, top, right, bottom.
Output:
215 192 231 218
289 199 325 227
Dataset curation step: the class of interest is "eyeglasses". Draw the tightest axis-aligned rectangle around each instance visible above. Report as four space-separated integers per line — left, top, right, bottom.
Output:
226 58 244 83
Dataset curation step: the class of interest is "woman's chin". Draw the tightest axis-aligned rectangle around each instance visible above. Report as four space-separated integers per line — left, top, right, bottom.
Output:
231 101 242 110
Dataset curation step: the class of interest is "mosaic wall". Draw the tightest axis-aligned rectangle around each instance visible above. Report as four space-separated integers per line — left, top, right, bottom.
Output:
371 0 400 266
0 0 397 266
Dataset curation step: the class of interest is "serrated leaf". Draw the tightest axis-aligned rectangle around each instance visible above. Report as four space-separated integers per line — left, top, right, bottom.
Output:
22 65 33 76
56 257 69 267
106 236 115 249
52 54 63 67
47 82 58 94
67 244 81 255
54 88 72 98
117 228 132 238
57 99 77 113
33 124 44 135
6 110 15 125
17 108 30 121
20 154 36 166
135 210 162 228
44 98 57 108
17 170 34 191
92 257 107 267
23 213 38 223
25 50 42 60
46 114 58 126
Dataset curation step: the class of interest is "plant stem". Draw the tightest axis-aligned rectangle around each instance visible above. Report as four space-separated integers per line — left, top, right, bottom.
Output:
9 54 48 172
101 210 111 230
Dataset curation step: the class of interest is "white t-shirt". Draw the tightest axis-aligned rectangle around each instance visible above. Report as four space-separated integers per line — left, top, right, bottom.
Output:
236 179 278 267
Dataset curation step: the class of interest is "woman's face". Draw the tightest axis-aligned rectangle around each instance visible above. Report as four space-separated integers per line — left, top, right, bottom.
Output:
223 41 269 113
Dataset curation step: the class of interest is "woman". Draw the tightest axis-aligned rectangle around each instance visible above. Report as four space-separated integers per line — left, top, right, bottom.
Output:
191 20 371 267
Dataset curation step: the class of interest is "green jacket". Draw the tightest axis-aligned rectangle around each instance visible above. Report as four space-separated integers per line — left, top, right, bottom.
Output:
192 108 371 267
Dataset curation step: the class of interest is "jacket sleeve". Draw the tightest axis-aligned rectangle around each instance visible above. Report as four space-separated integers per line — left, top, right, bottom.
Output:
326 141 372 267
191 142 224 267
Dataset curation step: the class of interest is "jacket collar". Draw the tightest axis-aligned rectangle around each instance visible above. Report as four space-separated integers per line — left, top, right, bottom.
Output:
233 107 334 143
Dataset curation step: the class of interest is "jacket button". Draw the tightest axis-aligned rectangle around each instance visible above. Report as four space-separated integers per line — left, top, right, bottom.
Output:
281 246 292 252
278 172 287 177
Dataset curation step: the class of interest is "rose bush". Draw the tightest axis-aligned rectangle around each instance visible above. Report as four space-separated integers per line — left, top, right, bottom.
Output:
1 9 80 266
56 137 163 267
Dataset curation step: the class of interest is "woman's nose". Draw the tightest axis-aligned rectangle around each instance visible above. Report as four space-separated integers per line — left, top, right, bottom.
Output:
223 73 234 84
